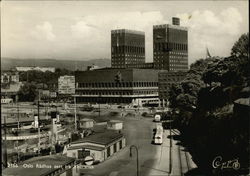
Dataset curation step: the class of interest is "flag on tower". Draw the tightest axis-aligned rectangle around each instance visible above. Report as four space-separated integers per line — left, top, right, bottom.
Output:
206 47 211 58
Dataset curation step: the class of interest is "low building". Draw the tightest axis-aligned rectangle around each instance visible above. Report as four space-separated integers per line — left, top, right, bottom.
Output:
75 68 159 106
158 71 187 107
1 82 23 100
79 118 94 129
1 71 19 84
107 120 123 130
66 131 126 163
2 155 75 176
1 98 13 104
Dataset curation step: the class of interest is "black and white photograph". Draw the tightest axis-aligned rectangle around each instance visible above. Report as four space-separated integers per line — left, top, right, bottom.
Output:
1 1 249 176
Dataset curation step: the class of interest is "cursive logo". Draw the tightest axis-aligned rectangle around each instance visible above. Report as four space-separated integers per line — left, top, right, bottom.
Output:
212 156 240 170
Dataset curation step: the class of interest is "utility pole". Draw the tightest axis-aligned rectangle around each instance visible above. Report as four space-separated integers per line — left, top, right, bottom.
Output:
38 90 41 155
3 112 8 168
98 94 101 118
130 145 139 176
74 96 77 131
169 108 173 174
16 96 20 163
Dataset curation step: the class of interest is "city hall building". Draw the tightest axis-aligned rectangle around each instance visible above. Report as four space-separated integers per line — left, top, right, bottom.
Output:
153 17 188 71
75 68 159 105
111 29 145 69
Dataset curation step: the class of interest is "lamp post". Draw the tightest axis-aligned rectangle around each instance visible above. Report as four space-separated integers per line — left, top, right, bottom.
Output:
3 112 8 168
129 145 139 176
37 91 41 155
74 96 77 131
16 95 20 163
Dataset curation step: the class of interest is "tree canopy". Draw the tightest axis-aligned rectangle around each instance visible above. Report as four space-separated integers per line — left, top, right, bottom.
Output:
167 33 249 175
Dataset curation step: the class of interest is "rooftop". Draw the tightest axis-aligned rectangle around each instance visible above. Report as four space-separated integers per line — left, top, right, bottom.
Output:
111 29 145 35
80 118 95 122
68 144 105 151
108 120 123 124
72 131 124 146
153 24 188 31
2 155 75 176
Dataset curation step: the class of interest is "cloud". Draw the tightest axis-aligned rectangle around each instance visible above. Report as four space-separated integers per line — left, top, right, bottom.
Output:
31 21 56 41
70 11 166 60
176 7 243 63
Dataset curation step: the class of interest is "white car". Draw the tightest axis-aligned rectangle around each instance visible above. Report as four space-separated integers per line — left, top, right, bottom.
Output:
154 114 161 122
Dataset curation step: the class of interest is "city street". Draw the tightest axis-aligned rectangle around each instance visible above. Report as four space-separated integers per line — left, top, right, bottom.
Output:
78 115 197 176
2 103 197 176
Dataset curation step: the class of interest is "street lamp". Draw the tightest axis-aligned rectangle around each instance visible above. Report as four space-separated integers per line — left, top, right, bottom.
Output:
129 145 139 176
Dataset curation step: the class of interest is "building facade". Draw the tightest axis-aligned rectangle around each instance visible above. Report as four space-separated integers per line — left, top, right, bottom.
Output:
66 131 126 163
1 72 19 84
75 68 159 105
111 29 145 68
153 17 188 71
158 70 187 106
58 76 75 95
1 71 21 100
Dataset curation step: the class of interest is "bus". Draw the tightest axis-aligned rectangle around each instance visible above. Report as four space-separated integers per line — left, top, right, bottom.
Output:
154 125 163 144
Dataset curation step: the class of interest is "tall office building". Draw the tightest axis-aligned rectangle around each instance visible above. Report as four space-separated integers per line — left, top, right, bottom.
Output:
153 17 188 71
111 29 145 68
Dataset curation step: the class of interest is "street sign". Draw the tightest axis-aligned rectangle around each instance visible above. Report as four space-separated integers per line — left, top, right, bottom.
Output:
84 156 94 166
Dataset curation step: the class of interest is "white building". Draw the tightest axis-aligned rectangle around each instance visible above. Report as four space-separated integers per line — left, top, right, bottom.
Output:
107 120 123 130
1 72 19 84
58 75 75 95
66 131 126 163
132 97 160 107
15 66 55 72
79 118 94 129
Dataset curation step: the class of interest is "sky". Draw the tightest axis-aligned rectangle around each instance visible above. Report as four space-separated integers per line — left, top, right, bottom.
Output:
1 1 249 64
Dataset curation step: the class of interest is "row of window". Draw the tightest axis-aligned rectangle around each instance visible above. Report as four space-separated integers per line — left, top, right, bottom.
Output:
153 42 187 52
169 68 188 71
112 54 144 57
169 63 188 67
76 90 157 95
77 82 158 88
169 59 188 63
154 52 188 55
112 46 145 54
159 77 184 82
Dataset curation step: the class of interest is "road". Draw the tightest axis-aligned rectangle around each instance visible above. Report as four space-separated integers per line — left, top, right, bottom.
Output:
78 115 197 176
77 116 159 176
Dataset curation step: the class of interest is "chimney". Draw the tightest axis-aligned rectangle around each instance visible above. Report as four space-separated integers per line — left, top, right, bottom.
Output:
172 17 180 26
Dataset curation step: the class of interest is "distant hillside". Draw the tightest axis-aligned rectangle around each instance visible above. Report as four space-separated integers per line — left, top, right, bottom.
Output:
1 58 111 71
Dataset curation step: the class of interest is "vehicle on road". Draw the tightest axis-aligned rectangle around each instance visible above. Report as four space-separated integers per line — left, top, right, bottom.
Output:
154 114 161 122
154 124 163 144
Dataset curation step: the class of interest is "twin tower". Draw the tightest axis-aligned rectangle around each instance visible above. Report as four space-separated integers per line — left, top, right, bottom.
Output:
111 17 188 71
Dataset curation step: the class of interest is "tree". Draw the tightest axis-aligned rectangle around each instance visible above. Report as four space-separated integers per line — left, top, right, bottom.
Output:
18 82 38 102
231 33 249 58
170 33 250 175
